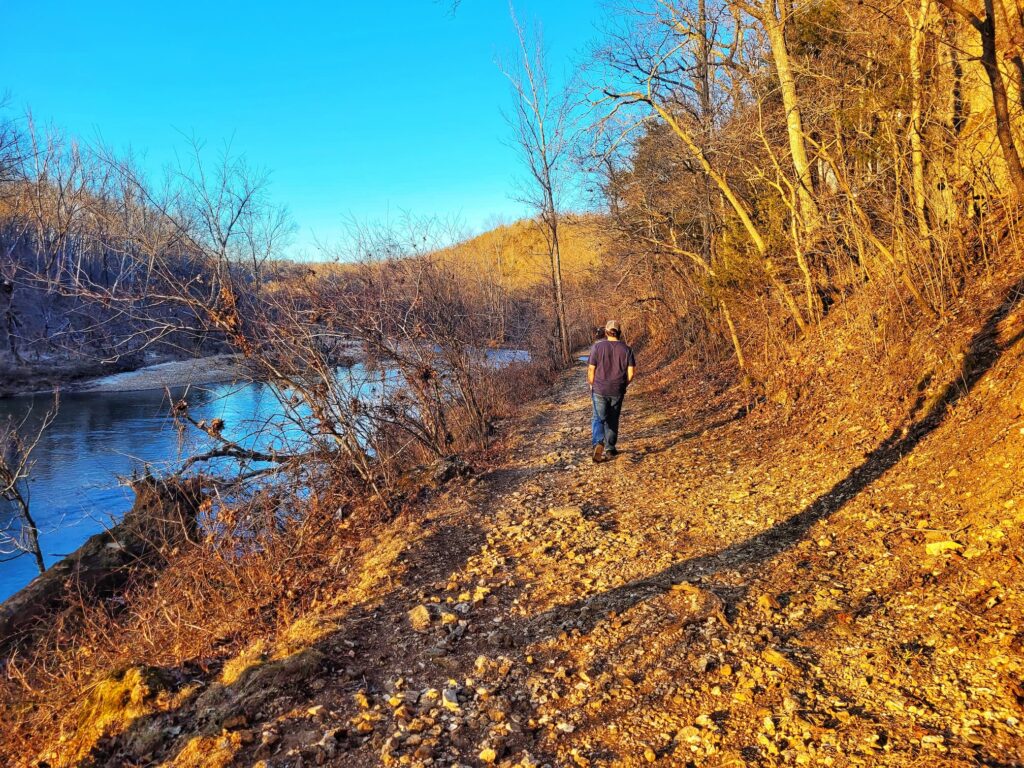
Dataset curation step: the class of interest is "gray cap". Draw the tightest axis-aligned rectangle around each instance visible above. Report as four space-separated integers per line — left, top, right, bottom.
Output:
604 319 621 332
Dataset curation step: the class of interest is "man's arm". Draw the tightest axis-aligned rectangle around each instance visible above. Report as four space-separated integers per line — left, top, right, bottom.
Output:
627 365 635 384
587 342 601 389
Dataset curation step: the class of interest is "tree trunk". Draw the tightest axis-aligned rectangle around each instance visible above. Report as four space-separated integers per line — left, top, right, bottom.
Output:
548 213 572 368
1 279 20 363
996 0 1024 104
978 0 1024 196
18 498 45 576
696 0 717 268
719 298 747 371
792 213 819 319
763 2 823 233
765 256 808 333
909 0 934 241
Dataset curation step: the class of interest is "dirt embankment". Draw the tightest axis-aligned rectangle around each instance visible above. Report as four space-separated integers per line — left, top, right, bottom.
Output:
11 273 1024 768
0 358 132 398
0 478 203 650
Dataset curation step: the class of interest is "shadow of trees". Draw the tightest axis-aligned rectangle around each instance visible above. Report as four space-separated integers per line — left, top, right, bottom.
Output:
517 275 1024 642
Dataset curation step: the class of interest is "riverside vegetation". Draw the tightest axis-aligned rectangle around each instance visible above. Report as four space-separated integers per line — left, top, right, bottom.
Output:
4 0 1024 764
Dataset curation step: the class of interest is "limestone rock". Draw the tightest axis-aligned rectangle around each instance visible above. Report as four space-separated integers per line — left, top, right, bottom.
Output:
409 604 433 632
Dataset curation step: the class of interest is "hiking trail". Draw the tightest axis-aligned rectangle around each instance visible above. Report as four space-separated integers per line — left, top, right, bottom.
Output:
72 345 1024 767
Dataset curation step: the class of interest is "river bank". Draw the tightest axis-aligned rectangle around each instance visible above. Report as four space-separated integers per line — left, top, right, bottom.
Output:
0 477 202 650
75 354 246 394
0 354 245 398
0 346 527 602
0 377 279 601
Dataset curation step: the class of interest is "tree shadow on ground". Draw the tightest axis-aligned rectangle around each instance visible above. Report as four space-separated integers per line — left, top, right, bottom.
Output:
629 402 754 461
678 402 755 440
517 275 1024 643
392 521 487 590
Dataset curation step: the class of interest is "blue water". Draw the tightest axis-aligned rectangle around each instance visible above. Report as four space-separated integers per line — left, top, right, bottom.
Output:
0 380 285 601
0 350 530 601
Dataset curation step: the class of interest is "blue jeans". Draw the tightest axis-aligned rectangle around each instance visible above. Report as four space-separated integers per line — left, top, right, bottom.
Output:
591 392 624 449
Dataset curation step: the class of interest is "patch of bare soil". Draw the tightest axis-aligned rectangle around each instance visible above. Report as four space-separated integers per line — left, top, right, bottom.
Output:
25 280 1024 768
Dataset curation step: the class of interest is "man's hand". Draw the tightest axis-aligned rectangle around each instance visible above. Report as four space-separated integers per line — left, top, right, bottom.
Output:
588 364 596 389
627 365 635 384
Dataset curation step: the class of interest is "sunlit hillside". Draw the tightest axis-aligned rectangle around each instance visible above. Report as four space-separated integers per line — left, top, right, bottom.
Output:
263 218 604 295
434 216 605 292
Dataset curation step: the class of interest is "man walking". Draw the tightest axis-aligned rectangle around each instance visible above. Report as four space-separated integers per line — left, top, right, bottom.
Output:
587 320 636 462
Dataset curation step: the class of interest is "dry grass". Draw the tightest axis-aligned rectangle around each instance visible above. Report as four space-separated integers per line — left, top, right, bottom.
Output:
1 480 359 766
434 216 605 292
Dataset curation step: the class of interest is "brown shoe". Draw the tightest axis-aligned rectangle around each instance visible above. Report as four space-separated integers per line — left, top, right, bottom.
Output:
592 444 605 463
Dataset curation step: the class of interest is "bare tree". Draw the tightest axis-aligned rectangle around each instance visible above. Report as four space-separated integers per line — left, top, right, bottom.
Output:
0 396 58 576
935 0 1024 197
591 0 804 364
732 0 823 234
908 0 934 244
501 6 575 368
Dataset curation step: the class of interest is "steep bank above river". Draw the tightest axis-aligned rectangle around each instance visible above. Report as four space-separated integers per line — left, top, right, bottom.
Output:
0 478 202 649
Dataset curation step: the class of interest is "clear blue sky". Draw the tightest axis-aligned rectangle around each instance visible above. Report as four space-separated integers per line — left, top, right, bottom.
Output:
3 0 602 258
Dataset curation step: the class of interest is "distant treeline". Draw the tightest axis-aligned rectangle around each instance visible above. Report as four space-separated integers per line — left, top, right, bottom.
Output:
0 122 234 374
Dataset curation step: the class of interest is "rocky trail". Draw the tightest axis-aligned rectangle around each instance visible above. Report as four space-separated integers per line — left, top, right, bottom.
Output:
70 315 1024 767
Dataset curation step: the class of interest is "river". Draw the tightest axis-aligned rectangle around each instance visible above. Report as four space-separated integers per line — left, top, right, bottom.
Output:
0 351 528 601
0 380 286 601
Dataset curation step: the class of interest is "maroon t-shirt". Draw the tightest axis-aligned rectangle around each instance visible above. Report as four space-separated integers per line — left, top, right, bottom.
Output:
588 339 636 397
